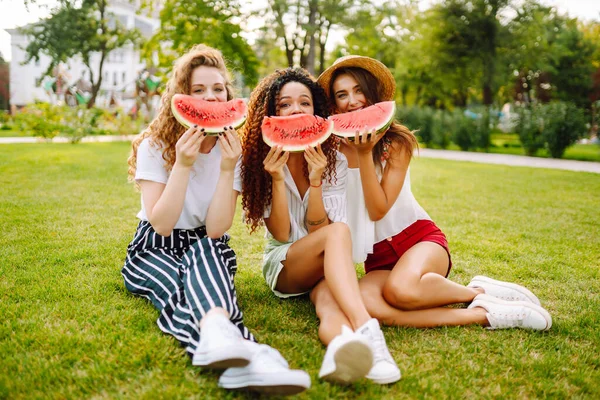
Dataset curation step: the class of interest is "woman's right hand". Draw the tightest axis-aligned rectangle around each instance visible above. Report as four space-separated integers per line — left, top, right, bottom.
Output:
263 145 289 182
175 125 205 168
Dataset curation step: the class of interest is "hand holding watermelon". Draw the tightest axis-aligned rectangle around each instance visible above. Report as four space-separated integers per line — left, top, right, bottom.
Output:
263 145 289 182
304 144 327 185
218 126 242 172
343 128 385 156
175 125 206 168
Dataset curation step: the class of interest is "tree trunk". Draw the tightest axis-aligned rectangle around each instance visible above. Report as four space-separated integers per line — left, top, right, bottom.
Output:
304 0 319 75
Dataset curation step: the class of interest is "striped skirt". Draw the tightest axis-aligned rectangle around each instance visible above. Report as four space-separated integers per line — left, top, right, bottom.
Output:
122 220 255 356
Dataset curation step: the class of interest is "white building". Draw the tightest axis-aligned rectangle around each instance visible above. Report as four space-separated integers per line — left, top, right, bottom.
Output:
7 0 160 107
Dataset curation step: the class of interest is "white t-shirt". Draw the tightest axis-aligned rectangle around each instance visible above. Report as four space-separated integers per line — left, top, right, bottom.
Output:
135 137 241 230
264 151 348 243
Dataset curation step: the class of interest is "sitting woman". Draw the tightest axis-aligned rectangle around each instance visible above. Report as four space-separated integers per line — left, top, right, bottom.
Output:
240 67 401 385
122 44 309 395
316 55 552 332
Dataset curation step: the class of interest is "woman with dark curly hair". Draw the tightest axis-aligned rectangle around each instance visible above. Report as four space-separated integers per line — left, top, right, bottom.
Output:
241 68 400 385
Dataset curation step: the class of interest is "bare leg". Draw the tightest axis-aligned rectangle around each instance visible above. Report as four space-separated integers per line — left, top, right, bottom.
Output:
382 242 483 310
361 271 489 327
199 307 229 328
276 222 371 330
310 280 352 345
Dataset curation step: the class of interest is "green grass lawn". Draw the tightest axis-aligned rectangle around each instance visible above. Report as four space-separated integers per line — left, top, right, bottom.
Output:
450 133 600 162
1 143 599 399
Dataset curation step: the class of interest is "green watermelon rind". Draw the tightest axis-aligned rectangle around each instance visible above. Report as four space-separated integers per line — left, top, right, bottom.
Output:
329 101 396 139
171 94 247 135
262 115 333 152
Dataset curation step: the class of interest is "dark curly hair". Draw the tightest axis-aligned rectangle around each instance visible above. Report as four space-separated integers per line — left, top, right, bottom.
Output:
241 68 338 234
328 67 418 169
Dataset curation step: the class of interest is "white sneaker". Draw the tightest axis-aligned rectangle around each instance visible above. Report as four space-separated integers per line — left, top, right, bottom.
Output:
468 294 552 330
356 318 401 384
218 341 311 395
192 313 252 368
467 275 542 305
318 325 373 384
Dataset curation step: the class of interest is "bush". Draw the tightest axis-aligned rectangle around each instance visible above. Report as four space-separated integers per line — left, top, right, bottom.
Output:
542 102 587 158
450 110 474 151
10 103 147 141
513 105 545 156
398 106 436 147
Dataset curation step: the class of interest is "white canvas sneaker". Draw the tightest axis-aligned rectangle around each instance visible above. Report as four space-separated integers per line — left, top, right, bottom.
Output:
192 313 252 368
318 325 373 384
218 341 311 395
467 275 542 305
356 318 401 384
468 293 552 330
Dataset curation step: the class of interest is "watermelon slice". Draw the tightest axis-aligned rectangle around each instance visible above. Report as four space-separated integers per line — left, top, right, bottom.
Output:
261 114 333 152
171 94 247 135
329 101 396 138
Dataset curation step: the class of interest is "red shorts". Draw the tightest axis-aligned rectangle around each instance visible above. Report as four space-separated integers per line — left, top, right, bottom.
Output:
364 219 452 276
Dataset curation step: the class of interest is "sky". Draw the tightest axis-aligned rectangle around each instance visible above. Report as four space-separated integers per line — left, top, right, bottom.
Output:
1 0 599 62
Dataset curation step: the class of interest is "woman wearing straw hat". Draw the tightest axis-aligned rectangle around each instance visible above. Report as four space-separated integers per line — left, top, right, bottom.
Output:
315 55 552 334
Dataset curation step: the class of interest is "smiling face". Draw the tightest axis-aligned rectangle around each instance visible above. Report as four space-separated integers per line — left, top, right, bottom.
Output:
276 81 315 116
189 65 228 102
331 73 369 114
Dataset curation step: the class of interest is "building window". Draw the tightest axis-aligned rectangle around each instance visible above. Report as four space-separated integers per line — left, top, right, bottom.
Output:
113 71 118 86
122 71 126 83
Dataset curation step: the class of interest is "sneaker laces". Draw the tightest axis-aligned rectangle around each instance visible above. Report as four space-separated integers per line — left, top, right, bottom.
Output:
487 307 528 329
369 328 394 364
253 345 289 369
211 317 243 340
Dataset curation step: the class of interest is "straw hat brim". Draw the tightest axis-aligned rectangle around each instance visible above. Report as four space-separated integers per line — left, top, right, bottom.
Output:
317 55 396 101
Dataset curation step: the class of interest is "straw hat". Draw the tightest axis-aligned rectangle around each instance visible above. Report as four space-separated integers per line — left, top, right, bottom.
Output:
317 55 396 101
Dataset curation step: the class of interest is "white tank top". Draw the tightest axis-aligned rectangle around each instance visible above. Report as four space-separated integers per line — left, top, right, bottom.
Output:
345 164 430 262
373 164 430 243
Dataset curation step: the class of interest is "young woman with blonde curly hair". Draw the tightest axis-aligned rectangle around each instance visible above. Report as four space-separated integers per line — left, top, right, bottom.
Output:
122 45 309 395
241 68 401 385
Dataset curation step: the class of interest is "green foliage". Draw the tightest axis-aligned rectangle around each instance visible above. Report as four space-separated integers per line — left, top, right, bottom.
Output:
513 104 546 156
399 106 490 151
143 0 259 87
513 102 587 158
398 106 436 147
12 103 65 139
10 103 145 142
542 102 587 158
21 0 140 108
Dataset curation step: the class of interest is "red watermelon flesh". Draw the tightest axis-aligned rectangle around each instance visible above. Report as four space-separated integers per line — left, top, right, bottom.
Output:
329 101 396 138
261 114 333 152
171 94 247 135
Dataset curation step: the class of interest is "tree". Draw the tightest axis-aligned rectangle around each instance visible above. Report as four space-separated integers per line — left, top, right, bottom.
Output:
262 0 364 75
0 54 8 111
22 0 140 108
143 0 259 88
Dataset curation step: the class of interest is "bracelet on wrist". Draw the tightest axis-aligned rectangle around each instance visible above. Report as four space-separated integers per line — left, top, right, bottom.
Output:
310 181 322 188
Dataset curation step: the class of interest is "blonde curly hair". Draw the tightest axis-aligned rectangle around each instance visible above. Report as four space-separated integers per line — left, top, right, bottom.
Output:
127 44 235 181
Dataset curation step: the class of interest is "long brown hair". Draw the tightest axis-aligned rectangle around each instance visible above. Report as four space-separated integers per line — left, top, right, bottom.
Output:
127 44 235 181
241 68 338 234
329 67 417 169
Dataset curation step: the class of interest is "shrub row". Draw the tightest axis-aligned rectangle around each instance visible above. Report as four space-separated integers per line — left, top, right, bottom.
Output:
3 103 146 143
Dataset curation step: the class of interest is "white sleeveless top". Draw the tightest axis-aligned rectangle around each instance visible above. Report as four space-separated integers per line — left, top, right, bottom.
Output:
346 163 430 263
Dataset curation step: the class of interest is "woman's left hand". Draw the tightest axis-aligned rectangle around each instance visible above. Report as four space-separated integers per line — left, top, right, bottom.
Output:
218 126 242 172
343 128 384 155
304 144 327 185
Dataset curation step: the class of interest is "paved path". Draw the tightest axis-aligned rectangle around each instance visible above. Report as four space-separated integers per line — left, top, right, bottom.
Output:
2 136 599 174
418 148 600 174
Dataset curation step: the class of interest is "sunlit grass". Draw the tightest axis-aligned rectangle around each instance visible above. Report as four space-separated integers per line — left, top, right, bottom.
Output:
1 143 599 399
